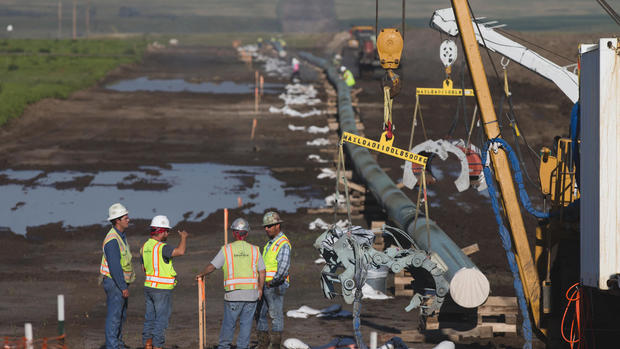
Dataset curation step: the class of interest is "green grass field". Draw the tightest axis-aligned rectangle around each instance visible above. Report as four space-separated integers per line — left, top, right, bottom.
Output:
0 38 146 126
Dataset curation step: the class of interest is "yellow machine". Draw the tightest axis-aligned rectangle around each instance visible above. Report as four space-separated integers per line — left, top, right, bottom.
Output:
376 28 403 69
539 138 580 206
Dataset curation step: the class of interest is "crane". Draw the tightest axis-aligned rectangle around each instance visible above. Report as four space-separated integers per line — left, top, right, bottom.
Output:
431 7 579 103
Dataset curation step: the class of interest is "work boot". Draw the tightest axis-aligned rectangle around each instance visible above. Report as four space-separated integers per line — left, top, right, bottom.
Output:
144 339 153 349
270 331 282 349
257 330 270 349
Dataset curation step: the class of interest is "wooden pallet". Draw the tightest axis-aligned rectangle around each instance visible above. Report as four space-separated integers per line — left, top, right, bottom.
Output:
380 296 518 343
421 296 517 337
394 270 414 296
371 221 385 251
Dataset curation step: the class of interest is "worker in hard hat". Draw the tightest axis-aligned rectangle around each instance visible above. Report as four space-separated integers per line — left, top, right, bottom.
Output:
291 57 301 83
256 211 291 349
340 66 356 87
100 203 135 349
332 53 342 67
196 218 265 349
141 215 188 349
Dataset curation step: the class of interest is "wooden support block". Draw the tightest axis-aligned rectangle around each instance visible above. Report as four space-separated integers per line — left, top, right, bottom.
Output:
461 243 480 256
371 221 384 230
337 178 366 193
396 182 405 189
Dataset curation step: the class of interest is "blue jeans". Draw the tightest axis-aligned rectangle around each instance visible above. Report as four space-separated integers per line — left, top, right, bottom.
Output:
218 301 257 349
103 277 128 349
142 287 173 347
256 283 287 332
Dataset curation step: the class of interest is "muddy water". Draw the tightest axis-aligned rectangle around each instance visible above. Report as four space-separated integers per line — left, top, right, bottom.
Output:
106 77 284 94
0 163 322 236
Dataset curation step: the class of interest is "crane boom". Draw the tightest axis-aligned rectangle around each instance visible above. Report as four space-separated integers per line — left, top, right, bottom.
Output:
448 0 544 334
431 7 579 103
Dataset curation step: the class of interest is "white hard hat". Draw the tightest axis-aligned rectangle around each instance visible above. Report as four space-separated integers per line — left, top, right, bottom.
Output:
230 218 250 232
108 203 128 221
340 66 346 73
150 215 171 229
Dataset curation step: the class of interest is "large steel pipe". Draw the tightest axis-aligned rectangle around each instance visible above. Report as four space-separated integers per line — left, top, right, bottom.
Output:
300 52 489 308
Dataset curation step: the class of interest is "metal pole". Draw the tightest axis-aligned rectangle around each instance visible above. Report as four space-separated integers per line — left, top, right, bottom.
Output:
24 323 33 349
57 295 65 335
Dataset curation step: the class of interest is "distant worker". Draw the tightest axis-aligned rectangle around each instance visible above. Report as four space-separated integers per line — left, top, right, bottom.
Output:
197 218 265 349
257 37 263 49
340 66 356 87
100 203 135 349
256 211 291 349
291 57 301 83
141 215 188 349
332 53 342 67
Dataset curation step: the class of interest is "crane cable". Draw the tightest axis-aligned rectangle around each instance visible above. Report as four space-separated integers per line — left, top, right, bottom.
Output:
335 141 353 225
496 59 542 188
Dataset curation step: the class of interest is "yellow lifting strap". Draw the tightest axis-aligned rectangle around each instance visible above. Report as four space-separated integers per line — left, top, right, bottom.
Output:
383 86 393 132
335 142 353 224
501 58 521 137
411 170 432 253
408 94 428 152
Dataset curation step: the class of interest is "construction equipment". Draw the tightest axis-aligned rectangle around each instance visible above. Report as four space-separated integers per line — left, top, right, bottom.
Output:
431 7 579 103
345 26 381 77
442 1 620 346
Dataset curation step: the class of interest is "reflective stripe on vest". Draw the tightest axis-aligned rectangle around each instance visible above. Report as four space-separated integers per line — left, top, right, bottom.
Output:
142 238 177 290
222 241 260 291
100 228 135 283
263 234 291 283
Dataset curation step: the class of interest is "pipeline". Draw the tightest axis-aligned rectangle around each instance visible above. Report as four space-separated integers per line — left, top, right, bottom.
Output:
300 52 489 308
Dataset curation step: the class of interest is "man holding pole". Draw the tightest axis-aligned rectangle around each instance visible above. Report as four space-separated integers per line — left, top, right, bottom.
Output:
256 211 291 349
196 217 266 349
100 203 135 349
141 215 188 349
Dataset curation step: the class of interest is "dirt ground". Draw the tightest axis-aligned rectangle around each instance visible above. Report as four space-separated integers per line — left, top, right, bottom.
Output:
1 28 600 348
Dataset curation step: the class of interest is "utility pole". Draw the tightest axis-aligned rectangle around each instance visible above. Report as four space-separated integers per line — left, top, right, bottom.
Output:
72 0 77 40
57 0 62 39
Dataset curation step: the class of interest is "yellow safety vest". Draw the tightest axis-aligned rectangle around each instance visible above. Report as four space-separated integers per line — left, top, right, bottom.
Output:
141 238 177 290
263 234 291 283
343 70 355 87
100 228 135 283
222 240 260 291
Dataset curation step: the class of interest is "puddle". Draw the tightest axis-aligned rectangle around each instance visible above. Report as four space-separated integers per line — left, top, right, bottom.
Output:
106 77 284 94
0 163 322 236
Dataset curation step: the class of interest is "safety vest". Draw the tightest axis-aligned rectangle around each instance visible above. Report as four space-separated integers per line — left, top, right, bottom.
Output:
263 233 291 283
141 238 177 290
222 240 260 291
343 70 355 87
100 228 135 284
